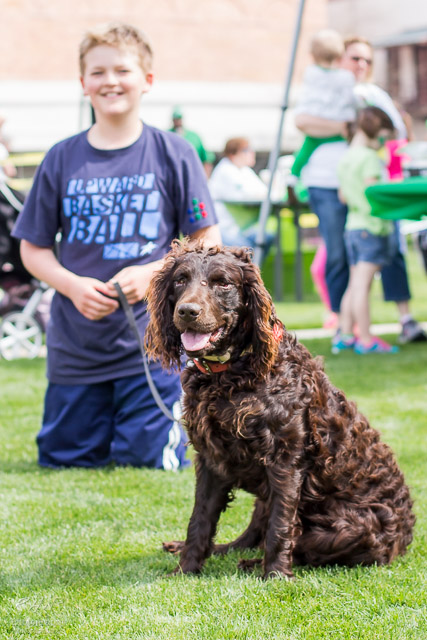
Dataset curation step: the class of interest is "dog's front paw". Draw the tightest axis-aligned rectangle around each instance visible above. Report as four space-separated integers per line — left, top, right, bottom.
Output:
162 540 185 555
263 566 295 580
169 562 201 576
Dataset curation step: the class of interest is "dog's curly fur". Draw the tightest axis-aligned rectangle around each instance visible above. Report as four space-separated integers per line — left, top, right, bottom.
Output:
145 240 415 579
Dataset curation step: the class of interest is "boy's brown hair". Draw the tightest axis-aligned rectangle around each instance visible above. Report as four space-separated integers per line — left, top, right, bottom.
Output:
310 29 344 65
79 22 153 74
357 106 394 139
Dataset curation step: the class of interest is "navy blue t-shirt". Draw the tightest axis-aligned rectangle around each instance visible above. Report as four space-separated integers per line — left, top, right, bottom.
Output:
12 124 217 384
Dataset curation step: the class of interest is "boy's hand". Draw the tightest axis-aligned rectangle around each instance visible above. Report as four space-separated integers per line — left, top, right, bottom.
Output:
68 276 119 320
106 263 163 305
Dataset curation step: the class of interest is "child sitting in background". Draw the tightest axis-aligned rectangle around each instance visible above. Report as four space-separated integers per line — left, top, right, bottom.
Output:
334 106 398 354
291 29 356 180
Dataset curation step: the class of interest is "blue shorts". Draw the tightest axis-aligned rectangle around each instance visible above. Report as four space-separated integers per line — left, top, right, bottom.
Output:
38 366 189 470
344 229 394 267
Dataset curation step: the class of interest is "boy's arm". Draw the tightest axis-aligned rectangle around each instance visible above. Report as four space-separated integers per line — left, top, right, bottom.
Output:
188 222 221 247
20 240 119 321
105 224 222 304
294 114 348 138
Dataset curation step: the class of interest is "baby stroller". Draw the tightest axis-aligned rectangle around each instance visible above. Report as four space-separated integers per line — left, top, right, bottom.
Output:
0 182 51 360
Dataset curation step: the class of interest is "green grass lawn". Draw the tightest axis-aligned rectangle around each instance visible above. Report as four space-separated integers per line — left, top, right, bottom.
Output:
1 334 426 639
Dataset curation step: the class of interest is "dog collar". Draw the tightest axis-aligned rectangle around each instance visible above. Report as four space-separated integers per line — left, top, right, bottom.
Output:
190 358 230 374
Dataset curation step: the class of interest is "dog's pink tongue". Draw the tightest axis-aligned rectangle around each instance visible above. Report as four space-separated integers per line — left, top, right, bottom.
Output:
181 330 211 351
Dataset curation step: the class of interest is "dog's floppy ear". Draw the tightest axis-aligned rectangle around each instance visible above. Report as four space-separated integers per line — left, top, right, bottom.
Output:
145 245 183 370
238 254 281 376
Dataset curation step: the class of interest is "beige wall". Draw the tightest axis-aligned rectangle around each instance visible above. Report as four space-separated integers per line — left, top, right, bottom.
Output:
1 0 326 83
328 0 427 44
0 0 328 151
328 0 427 136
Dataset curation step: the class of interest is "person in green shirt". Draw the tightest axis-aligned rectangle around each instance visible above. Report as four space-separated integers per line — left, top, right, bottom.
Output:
334 106 398 354
169 106 215 176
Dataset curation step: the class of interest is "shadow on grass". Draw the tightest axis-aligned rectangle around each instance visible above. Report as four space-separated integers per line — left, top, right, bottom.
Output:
0 459 132 475
1 552 175 591
0 459 41 474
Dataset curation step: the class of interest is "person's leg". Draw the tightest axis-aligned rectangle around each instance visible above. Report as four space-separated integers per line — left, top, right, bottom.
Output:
310 243 331 310
308 187 349 312
339 267 356 336
310 242 338 329
349 262 378 344
38 381 114 468
380 223 411 304
331 266 357 354
381 223 426 343
111 366 189 470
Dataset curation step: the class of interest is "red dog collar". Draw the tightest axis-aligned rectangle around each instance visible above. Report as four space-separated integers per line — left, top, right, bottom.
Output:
191 358 230 374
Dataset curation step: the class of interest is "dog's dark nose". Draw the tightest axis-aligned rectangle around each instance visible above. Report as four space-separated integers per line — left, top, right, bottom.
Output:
177 303 201 322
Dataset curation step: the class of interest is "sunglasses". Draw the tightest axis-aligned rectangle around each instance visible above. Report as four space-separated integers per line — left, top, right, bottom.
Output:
350 56 372 65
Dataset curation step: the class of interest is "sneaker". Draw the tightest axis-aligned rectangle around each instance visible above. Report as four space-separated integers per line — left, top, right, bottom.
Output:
331 333 356 354
354 336 399 354
398 319 427 344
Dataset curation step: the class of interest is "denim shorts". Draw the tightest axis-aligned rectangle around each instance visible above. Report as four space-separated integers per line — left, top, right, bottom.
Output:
344 229 394 267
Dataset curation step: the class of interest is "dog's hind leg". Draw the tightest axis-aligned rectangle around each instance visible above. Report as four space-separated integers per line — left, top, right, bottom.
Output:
213 498 268 555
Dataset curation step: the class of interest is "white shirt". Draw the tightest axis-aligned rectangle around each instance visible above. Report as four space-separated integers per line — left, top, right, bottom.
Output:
294 65 356 122
0 142 8 181
208 157 267 202
300 141 349 189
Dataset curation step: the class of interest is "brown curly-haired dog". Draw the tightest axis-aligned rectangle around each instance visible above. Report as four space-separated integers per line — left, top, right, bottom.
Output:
145 240 415 579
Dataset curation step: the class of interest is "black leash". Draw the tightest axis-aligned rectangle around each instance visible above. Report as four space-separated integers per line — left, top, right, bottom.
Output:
113 281 177 424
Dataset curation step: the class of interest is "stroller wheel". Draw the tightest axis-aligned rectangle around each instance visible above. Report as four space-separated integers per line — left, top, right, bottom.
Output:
0 311 44 360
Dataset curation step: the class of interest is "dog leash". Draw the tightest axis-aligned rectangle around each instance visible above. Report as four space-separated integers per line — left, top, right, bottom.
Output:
113 281 177 424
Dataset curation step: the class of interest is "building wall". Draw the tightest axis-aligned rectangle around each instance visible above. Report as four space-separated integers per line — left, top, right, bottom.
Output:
327 0 427 95
328 0 427 136
0 0 327 152
327 0 427 44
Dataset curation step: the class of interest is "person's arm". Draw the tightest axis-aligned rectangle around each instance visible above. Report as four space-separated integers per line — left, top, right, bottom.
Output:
105 224 222 304
294 114 348 138
20 240 119 321
188 222 221 247
338 188 347 204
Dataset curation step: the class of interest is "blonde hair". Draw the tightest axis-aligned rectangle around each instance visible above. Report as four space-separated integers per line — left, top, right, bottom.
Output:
79 22 153 74
344 35 373 53
310 29 344 65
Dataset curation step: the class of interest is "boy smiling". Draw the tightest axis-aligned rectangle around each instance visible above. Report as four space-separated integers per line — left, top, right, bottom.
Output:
13 23 220 470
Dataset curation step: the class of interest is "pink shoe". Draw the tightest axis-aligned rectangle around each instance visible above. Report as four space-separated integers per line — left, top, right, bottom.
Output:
354 336 399 354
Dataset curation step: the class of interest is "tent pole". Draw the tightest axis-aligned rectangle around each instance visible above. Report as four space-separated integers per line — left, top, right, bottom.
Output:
253 0 306 266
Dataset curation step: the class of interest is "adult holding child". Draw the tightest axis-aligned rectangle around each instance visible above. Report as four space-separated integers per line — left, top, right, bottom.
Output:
12 23 220 470
295 33 426 345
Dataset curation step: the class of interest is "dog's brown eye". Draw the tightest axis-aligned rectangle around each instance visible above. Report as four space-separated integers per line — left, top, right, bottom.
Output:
217 281 232 289
174 277 187 287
